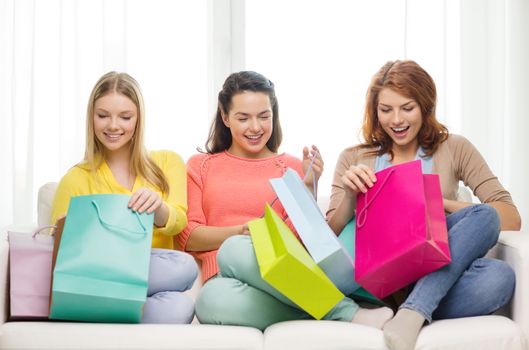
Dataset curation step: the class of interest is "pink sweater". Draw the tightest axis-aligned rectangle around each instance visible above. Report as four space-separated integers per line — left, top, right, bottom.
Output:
177 151 303 282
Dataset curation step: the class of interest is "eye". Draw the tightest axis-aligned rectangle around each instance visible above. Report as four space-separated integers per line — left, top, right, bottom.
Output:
121 116 132 121
403 106 415 112
97 114 108 119
379 108 391 113
259 115 271 120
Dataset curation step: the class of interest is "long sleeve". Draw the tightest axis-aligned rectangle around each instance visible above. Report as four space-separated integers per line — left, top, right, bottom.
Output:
150 151 188 237
176 154 206 250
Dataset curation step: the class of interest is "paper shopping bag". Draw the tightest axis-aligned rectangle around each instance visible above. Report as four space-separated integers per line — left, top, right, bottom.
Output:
8 226 55 319
338 219 384 306
249 204 344 320
49 194 153 323
355 160 451 299
269 168 357 295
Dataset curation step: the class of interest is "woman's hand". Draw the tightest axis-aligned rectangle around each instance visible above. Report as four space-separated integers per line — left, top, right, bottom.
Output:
341 164 377 198
129 187 169 227
129 187 163 214
241 223 250 235
302 145 324 189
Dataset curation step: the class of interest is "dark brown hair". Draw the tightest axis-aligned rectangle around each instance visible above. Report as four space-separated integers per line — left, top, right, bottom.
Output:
204 71 282 154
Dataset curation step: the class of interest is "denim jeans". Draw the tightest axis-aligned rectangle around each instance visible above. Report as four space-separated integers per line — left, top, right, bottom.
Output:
402 204 515 322
195 235 359 331
141 248 198 324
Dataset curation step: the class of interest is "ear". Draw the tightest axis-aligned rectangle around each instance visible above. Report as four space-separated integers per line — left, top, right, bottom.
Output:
221 110 230 128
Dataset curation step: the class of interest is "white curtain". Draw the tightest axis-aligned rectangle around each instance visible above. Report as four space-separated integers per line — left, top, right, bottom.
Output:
1 0 209 228
460 0 529 229
2 0 528 229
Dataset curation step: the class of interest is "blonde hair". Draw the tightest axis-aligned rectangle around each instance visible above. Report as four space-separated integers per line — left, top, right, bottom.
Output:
84 71 169 194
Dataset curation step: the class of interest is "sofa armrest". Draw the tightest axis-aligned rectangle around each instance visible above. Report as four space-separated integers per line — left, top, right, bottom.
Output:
492 230 529 338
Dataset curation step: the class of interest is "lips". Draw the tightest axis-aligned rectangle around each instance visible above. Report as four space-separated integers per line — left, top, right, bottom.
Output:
104 133 124 141
391 126 410 137
245 134 263 144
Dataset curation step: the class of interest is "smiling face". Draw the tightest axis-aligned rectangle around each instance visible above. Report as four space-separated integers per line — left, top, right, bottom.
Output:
377 87 423 155
93 92 138 156
222 91 275 159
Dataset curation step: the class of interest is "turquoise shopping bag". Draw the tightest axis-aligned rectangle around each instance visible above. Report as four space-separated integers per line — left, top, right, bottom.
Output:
49 194 153 323
338 219 384 306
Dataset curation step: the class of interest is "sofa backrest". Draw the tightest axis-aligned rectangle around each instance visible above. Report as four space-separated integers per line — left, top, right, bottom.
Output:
38 182 58 226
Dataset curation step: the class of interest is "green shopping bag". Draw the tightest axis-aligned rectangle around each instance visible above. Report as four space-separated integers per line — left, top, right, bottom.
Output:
49 194 153 323
339 219 384 306
249 204 344 320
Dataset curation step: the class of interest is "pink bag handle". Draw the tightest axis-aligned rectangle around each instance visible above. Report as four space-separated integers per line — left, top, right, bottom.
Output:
356 169 395 228
32 225 57 238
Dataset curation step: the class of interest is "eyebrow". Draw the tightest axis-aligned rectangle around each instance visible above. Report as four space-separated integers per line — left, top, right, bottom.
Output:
379 100 415 108
95 108 135 115
234 110 272 116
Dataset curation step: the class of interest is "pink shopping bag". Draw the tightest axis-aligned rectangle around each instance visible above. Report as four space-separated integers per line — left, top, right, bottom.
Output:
355 160 451 299
8 226 55 319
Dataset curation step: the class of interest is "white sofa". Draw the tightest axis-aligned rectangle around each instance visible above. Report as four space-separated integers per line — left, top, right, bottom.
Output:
0 183 527 350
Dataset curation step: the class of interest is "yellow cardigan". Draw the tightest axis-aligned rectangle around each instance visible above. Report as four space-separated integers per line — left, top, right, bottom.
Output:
51 150 187 249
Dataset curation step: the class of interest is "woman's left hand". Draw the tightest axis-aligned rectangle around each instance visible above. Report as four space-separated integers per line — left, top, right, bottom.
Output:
302 145 323 188
128 187 164 215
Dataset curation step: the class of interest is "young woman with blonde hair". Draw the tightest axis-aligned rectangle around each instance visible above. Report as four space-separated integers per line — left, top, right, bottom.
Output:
51 71 198 323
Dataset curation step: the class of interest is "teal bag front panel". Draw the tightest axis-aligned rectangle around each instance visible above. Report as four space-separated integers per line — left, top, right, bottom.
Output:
49 194 153 323
339 218 384 306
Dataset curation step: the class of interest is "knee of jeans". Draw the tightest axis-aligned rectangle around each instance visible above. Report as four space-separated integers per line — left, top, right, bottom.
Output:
180 252 199 287
491 260 516 304
474 259 515 309
472 204 500 246
195 278 237 324
217 235 252 272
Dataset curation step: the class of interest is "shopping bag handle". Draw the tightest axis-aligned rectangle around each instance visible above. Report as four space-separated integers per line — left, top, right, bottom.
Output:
266 151 319 220
356 169 395 228
91 200 148 237
31 225 57 238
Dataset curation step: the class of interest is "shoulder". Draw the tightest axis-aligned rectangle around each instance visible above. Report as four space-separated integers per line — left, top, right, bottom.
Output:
280 153 302 165
149 150 185 167
55 164 91 195
338 145 376 165
436 134 477 157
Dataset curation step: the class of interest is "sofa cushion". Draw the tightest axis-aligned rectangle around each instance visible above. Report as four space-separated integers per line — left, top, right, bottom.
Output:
263 316 526 350
0 322 264 350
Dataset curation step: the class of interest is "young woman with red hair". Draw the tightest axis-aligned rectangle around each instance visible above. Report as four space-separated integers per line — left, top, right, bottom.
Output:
327 60 521 350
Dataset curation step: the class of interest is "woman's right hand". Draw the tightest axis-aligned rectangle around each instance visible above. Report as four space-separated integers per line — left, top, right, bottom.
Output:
240 223 251 235
341 164 377 197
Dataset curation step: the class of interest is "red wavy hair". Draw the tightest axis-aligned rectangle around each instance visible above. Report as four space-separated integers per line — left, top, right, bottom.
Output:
360 60 448 158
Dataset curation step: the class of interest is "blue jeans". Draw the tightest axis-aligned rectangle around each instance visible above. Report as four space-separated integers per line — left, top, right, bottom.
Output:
402 204 515 322
141 248 198 324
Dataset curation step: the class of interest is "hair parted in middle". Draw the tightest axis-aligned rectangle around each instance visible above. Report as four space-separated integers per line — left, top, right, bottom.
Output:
204 71 282 154
360 60 449 158
83 71 169 194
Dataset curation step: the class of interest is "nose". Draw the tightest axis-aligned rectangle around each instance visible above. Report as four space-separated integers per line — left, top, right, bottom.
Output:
391 110 403 125
108 116 119 130
249 117 261 132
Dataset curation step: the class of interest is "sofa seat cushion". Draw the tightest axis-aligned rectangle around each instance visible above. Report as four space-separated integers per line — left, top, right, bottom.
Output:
263 316 526 350
0 322 263 350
